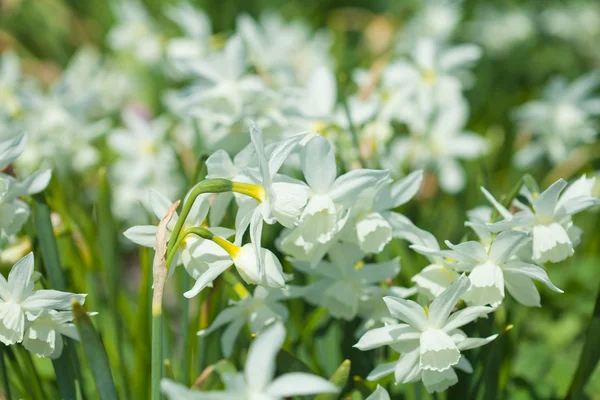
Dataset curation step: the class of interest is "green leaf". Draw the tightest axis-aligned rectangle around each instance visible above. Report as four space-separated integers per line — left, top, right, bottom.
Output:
566 282 600 399
72 301 118 400
32 194 81 400
315 359 351 400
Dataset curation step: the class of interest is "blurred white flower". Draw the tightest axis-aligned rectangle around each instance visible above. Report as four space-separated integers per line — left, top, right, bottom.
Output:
355 275 496 393
382 38 481 119
237 12 333 86
484 175 600 264
165 2 213 76
366 385 391 400
108 0 163 64
469 8 535 55
514 72 600 167
22 310 79 359
108 108 182 221
162 322 339 399
294 242 400 320
389 100 487 193
198 286 296 357
400 0 462 45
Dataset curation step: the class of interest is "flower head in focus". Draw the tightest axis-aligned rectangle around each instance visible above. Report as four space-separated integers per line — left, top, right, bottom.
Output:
355 275 496 393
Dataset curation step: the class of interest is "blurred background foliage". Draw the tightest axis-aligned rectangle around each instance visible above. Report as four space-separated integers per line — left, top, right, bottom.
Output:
1 0 599 399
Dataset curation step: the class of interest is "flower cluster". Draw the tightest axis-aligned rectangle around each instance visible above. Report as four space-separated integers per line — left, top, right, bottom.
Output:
0 253 86 359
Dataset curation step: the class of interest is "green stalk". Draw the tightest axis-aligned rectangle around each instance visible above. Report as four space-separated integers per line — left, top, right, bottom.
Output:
151 312 163 400
566 277 600 399
165 179 232 260
20 350 46 400
0 345 12 400
32 194 81 400
180 272 190 385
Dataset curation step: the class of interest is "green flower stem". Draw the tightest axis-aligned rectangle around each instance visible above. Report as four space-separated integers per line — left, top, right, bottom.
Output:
165 227 214 270
151 313 162 400
165 179 233 261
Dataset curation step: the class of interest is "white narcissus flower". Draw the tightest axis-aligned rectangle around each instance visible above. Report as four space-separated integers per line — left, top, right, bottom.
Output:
0 253 86 346
22 310 80 359
483 175 600 264
408 226 459 299
513 72 600 167
294 242 400 320
355 275 496 393
1 168 52 241
343 169 423 254
198 286 298 357
233 125 310 280
205 144 255 226
417 230 563 307
381 38 481 118
162 322 339 399
236 12 333 86
107 0 163 64
366 385 391 400
123 189 234 297
389 100 487 194
279 134 389 264
108 108 182 221
164 2 213 76
0 133 27 170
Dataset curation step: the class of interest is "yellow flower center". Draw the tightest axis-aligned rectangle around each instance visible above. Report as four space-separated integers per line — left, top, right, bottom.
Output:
231 182 266 203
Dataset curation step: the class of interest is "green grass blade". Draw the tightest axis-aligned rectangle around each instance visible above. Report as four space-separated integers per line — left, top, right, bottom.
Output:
566 281 600 399
32 194 67 290
72 301 118 400
0 344 12 400
32 193 81 400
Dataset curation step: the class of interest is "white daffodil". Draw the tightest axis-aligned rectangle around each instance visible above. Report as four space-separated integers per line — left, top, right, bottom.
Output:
231 125 309 280
366 385 391 400
400 0 462 44
355 276 496 393
381 38 481 118
108 108 183 221
124 189 234 295
294 242 400 320
279 134 389 264
22 310 79 359
0 133 27 170
198 286 298 357
407 226 459 299
416 230 564 307
513 72 600 167
0 50 24 118
107 0 163 64
166 35 263 122
470 8 535 55
165 2 213 77
389 100 487 193
342 170 423 254
162 322 339 399
0 253 86 346
236 12 333 86
1 168 52 241
483 175 600 264
205 144 255 226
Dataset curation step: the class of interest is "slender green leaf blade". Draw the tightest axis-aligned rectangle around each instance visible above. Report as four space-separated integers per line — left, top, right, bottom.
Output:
73 301 118 400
